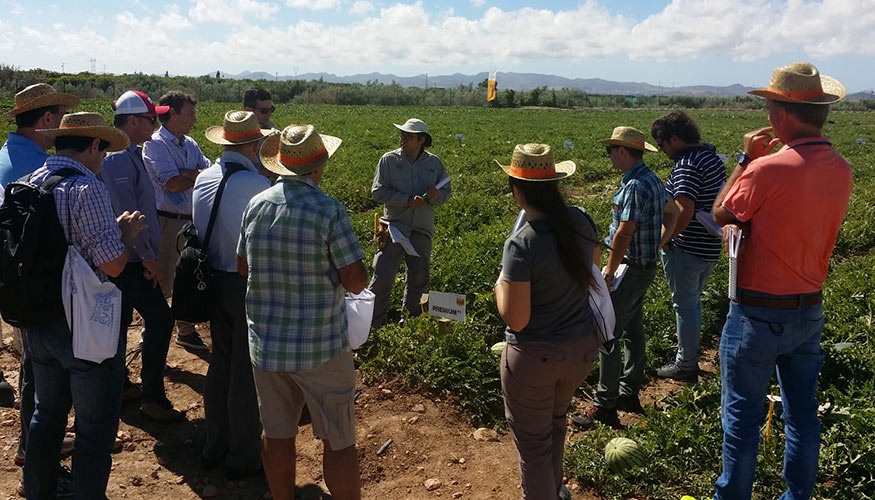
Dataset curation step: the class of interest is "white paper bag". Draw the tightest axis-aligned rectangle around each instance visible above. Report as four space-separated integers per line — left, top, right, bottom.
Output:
62 246 122 363
345 289 375 349
589 261 616 355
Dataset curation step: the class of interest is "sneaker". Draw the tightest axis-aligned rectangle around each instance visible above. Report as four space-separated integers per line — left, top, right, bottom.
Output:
141 401 185 423
0 370 14 408
558 484 572 500
17 466 74 498
176 332 209 351
655 362 698 383
569 405 620 430
615 393 645 414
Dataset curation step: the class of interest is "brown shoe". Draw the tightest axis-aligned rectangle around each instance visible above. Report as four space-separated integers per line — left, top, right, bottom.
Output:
141 402 185 423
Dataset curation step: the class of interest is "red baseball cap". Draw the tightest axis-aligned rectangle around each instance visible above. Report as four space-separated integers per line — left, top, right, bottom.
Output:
113 90 170 116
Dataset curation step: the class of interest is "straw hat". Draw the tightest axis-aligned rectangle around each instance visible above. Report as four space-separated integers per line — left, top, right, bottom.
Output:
1 83 80 118
259 125 342 176
205 111 273 146
394 118 432 147
36 112 129 152
748 62 845 105
599 126 658 152
494 143 576 182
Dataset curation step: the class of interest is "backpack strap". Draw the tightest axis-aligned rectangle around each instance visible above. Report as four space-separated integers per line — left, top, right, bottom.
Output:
201 162 247 249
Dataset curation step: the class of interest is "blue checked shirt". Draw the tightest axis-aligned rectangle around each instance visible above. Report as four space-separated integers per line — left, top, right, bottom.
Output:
30 156 125 282
238 176 366 372
605 161 668 264
142 126 212 215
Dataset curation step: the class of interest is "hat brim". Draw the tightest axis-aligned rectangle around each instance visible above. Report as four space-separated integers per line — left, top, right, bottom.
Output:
599 138 658 152
393 123 432 142
259 132 342 177
748 74 846 105
494 159 576 182
1 93 81 118
204 125 273 146
36 125 130 153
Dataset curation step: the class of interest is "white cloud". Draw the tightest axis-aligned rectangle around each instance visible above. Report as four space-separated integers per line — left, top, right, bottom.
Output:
285 0 340 10
189 0 280 24
350 1 374 14
471 0 486 7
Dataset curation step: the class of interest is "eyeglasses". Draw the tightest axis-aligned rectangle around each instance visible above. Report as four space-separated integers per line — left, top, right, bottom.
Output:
136 114 158 124
255 106 276 114
400 131 419 140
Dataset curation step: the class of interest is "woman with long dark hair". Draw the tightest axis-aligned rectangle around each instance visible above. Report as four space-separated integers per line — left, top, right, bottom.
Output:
494 143 601 500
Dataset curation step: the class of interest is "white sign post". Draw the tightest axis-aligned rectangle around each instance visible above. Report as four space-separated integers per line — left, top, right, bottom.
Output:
428 291 466 322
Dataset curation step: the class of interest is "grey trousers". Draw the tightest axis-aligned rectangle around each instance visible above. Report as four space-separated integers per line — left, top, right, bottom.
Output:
203 272 262 468
594 264 658 408
501 336 597 499
368 231 432 328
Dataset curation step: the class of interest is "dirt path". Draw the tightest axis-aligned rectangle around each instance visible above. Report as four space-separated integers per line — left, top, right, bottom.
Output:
0 324 714 499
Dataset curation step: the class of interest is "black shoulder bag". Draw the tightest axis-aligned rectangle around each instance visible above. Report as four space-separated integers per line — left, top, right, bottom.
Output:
171 163 246 323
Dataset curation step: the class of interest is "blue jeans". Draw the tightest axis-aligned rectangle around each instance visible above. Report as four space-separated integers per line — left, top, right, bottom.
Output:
116 261 174 405
594 264 658 408
22 319 125 500
715 299 824 500
661 245 717 370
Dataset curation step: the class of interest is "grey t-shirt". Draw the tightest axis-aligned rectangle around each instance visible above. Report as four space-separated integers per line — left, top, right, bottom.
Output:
501 207 598 344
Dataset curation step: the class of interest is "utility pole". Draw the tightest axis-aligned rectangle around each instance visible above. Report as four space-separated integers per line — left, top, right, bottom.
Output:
61 62 65 73
90 58 96 73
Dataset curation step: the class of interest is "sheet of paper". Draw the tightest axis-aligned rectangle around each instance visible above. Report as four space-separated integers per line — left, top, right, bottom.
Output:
389 224 420 257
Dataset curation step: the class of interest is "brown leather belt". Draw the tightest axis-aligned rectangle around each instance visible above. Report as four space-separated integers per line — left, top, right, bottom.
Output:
737 290 822 309
157 210 192 221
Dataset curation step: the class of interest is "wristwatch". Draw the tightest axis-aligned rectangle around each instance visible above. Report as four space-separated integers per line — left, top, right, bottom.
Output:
737 152 752 167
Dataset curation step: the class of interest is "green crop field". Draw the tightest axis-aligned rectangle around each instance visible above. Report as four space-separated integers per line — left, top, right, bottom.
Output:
3 100 874 499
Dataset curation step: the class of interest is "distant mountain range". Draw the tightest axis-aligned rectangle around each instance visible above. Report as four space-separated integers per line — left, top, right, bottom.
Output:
217 70 874 99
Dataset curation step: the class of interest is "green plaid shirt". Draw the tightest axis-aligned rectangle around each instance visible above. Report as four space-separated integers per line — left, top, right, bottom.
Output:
238 176 365 372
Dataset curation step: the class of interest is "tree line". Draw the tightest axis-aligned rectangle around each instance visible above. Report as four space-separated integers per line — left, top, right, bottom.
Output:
2 64 873 111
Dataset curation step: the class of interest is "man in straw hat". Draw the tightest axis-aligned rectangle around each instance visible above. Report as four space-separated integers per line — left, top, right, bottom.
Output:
650 110 726 384
24 112 147 499
572 126 677 430
239 125 366 500
1 82 80 497
193 111 271 478
102 90 184 423
368 117 451 328
143 90 212 352
708 62 852 499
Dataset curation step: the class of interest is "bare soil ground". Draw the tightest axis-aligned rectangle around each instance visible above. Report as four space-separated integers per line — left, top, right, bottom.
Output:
0 323 715 500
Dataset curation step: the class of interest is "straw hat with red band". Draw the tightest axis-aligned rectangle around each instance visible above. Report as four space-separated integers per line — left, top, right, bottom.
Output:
494 143 576 182
36 112 130 152
205 111 273 146
259 124 342 176
1 83 80 119
599 126 658 152
748 62 845 105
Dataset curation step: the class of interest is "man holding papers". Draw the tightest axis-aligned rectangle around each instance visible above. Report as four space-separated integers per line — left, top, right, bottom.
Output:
368 118 451 328
573 126 677 430
711 62 853 500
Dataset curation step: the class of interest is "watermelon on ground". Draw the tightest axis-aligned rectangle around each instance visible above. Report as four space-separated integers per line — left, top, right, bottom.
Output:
604 437 646 473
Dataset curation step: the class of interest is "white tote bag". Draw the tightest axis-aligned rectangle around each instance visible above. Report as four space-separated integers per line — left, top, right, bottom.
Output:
588 261 616 355
62 246 122 363
345 289 375 350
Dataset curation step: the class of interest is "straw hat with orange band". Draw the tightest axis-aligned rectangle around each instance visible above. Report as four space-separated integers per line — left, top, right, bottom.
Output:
36 112 129 152
205 111 273 146
1 83 80 119
259 124 342 176
599 126 658 153
494 143 575 182
748 62 845 105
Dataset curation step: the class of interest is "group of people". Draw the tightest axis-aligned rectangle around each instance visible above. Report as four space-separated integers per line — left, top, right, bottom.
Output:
494 61 852 500
0 60 853 500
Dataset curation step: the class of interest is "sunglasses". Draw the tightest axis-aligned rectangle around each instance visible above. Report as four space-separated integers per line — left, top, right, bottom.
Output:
136 114 158 124
605 145 619 155
255 106 276 114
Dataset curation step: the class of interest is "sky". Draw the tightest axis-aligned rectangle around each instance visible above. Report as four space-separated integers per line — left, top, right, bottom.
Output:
1 0 874 92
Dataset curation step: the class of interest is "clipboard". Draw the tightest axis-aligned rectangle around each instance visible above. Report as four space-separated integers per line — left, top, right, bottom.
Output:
728 227 742 300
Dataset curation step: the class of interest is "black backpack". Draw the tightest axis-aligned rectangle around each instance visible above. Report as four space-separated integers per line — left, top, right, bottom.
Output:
0 168 80 327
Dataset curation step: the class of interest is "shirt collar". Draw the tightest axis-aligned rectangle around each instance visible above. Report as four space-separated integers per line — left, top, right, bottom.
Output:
280 175 319 191
218 151 258 172
622 161 647 185
45 155 98 180
7 132 46 153
157 126 185 146
782 136 831 150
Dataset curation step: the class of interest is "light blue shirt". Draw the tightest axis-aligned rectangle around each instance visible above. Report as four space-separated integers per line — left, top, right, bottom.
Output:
192 151 270 273
101 143 162 262
0 133 49 204
142 126 212 215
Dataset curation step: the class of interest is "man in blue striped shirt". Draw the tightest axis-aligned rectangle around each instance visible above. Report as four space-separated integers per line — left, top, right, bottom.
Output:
651 111 727 382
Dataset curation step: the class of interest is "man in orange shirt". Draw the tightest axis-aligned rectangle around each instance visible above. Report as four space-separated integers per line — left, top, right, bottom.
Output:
711 62 853 500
